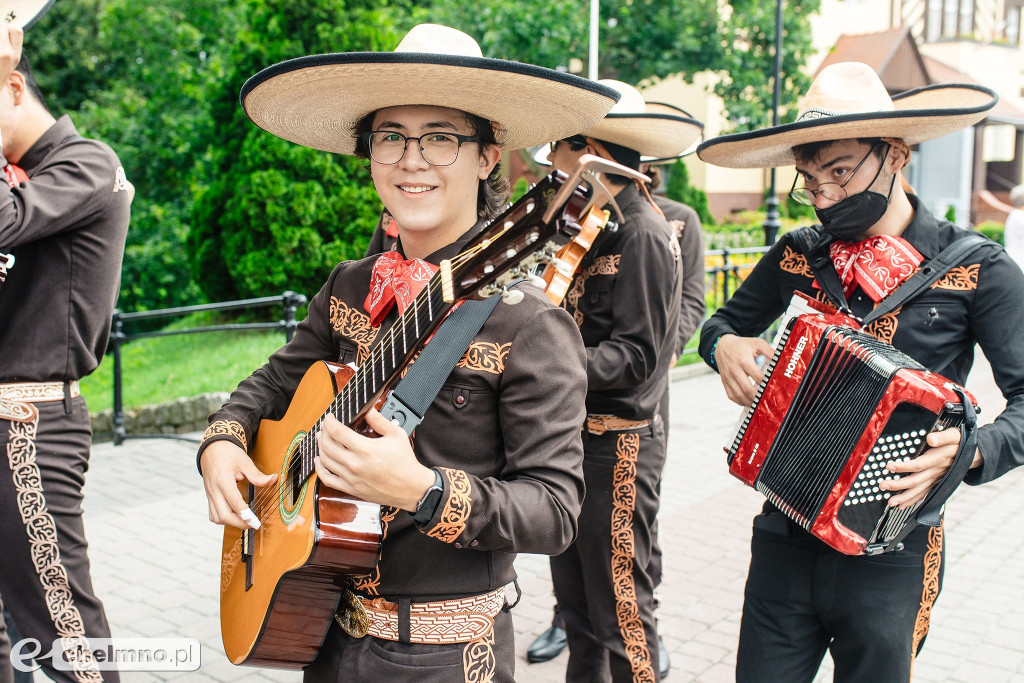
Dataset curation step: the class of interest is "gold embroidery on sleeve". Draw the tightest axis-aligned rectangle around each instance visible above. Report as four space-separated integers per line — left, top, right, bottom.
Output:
202 420 247 451
426 468 472 544
779 246 814 277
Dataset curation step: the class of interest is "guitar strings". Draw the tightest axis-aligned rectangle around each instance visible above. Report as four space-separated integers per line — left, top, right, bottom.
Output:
238 221 515 528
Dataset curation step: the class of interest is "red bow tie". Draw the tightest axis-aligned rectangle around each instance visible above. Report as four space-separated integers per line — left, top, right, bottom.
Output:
364 251 438 327
814 235 923 303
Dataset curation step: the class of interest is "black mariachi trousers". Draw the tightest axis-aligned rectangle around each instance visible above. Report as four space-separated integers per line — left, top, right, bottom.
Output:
736 509 944 683
0 396 116 683
551 419 666 683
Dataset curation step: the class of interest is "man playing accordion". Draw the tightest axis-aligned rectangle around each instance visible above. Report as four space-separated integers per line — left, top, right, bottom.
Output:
696 62 1024 681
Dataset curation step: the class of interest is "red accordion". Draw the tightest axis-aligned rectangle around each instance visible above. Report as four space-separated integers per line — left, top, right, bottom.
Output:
727 294 979 555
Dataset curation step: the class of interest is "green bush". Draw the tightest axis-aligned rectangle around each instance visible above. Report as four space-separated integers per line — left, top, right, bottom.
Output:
975 221 1005 245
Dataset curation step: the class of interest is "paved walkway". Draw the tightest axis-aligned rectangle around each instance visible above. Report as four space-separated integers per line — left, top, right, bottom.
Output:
68 352 1024 682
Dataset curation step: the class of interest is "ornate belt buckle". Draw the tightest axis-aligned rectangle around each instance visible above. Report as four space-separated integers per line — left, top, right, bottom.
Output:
334 588 370 638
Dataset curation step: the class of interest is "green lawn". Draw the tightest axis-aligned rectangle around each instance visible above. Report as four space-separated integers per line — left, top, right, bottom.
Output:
81 326 288 413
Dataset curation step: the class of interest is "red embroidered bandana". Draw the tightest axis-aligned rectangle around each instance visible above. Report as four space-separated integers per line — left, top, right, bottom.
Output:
815 235 923 302
364 251 438 326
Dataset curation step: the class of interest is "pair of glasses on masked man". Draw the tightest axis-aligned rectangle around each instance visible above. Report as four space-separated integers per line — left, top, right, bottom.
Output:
789 141 889 206
361 130 481 167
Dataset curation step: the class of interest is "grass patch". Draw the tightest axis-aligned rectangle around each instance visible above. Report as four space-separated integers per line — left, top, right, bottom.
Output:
81 319 288 413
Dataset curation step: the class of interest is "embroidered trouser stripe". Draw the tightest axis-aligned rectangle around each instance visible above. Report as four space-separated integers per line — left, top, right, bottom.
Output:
0 398 117 683
551 421 665 682
910 525 944 678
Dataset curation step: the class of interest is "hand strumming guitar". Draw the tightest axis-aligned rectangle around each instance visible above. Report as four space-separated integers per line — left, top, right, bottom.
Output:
201 440 277 530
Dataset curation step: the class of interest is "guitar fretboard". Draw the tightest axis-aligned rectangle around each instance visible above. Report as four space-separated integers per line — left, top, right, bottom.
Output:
293 275 454 484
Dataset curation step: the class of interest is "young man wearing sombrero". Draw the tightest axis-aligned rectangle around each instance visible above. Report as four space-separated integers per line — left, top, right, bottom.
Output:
197 24 620 682
697 61 1024 681
538 79 700 682
525 98 706 680
0 9 133 682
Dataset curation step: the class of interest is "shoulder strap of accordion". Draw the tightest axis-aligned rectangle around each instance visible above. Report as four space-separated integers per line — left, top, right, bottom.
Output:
862 232 997 327
791 225 852 314
881 386 978 553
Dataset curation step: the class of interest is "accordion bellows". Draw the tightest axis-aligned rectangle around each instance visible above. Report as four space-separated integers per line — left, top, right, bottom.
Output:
727 302 977 555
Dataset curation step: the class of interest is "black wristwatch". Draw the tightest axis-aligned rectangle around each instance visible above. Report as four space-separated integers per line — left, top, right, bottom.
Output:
411 468 444 525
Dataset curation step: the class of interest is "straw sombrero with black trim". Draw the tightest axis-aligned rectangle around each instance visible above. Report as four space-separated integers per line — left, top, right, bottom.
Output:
531 94 704 166
697 61 998 169
240 23 621 156
577 80 703 160
2 0 54 29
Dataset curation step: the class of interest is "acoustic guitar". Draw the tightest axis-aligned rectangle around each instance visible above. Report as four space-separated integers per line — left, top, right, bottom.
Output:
219 155 644 668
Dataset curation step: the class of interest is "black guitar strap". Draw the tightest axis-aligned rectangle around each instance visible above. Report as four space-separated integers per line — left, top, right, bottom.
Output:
379 291 503 436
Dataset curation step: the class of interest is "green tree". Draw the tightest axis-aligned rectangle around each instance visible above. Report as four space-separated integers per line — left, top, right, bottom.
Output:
188 0 408 302
422 0 719 86
714 0 821 131
663 159 715 226
31 0 242 311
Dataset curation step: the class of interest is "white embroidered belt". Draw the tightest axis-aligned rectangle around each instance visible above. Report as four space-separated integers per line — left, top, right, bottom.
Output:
0 380 80 403
585 413 651 435
355 588 506 644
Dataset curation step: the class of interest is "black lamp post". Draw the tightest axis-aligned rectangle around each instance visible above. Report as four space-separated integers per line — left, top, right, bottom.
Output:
763 0 784 246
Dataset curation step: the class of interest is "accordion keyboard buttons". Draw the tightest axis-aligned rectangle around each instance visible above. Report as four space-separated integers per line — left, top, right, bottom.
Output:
843 429 928 507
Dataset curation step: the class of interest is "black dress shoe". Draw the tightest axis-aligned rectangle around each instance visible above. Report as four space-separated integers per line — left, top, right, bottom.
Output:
659 635 670 678
526 625 567 663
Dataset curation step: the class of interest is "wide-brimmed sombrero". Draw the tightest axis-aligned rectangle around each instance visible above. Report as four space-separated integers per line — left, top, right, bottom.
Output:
240 24 621 156
577 80 704 160
697 61 997 169
531 95 704 166
3 0 54 29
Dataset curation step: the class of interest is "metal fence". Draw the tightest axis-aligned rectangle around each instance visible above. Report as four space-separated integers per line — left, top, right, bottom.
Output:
683 245 772 358
108 291 307 445
105 244 771 440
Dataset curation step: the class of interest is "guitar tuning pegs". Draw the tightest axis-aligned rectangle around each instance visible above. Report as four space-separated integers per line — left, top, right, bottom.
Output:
552 258 573 276
501 287 525 305
527 274 547 289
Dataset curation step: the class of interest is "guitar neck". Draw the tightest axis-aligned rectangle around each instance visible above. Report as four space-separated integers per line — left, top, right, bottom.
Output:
294 275 455 482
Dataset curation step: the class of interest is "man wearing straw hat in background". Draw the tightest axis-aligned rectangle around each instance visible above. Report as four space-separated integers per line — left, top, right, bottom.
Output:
536 79 700 682
697 61 1024 681
526 99 706 680
198 24 621 682
0 4 133 681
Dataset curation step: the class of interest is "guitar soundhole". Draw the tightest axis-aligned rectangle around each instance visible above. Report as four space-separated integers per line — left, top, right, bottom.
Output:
277 433 310 524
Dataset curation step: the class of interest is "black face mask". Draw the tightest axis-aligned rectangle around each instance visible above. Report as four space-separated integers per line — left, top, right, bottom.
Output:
815 164 897 242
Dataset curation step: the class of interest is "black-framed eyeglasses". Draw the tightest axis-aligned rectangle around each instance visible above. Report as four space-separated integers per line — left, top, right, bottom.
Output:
549 135 589 155
789 141 886 206
361 130 481 167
